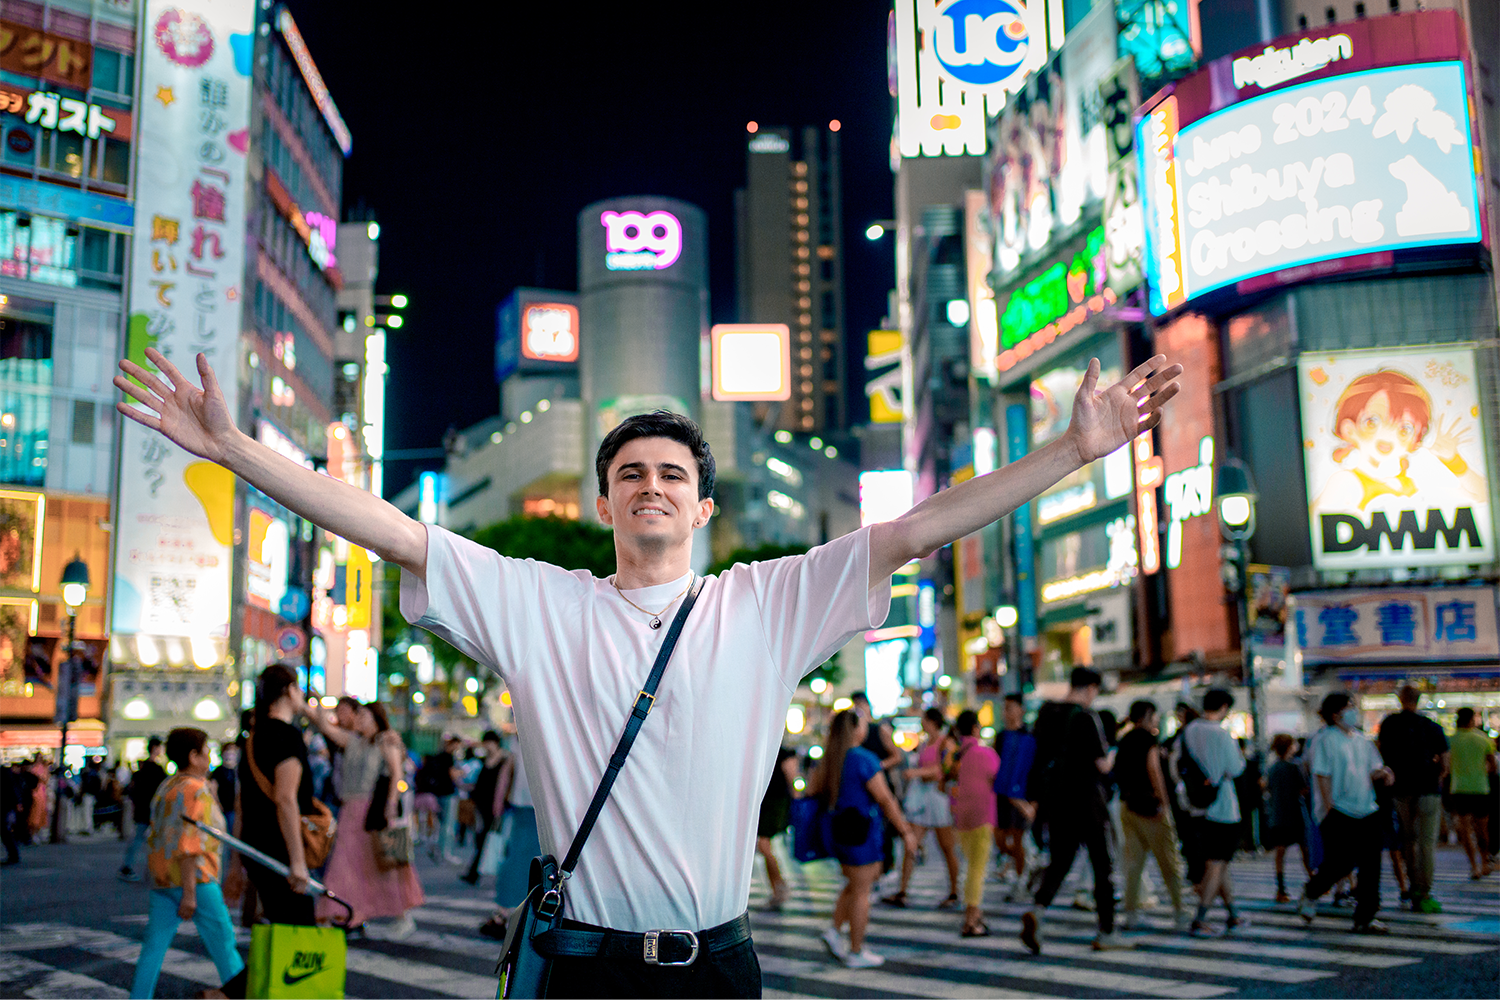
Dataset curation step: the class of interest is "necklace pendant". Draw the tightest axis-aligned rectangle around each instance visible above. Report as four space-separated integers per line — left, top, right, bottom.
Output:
649 617 663 630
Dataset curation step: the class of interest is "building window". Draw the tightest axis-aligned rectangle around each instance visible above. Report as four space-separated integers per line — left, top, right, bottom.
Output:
71 400 94 445
1325 6 1337 23
1298 14 1309 28
90 48 136 98
0 212 79 288
1355 2 1365 16
0 306 53 487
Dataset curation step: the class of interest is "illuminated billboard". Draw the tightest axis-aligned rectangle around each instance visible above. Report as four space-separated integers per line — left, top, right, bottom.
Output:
710 324 790 401
860 471 915 527
1299 346 1492 570
114 0 253 640
1138 61 1481 315
522 302 580 363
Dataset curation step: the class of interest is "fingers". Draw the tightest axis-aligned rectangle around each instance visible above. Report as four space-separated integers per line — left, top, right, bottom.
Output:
1122 354 1168 390
1080 357 1102 395
146 346 195 393
1130 362 1184 399
118 359 173 401
115 400 163 433
113 373 164 410
1139 381 1181 413
197 353 222 398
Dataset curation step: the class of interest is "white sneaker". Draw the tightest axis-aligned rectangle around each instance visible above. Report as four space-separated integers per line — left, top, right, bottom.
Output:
1174 910 1194 932
1094 931 1135 951
1298 893 1317 924
843 947 885 969
387 913 417 940
821 927 848 960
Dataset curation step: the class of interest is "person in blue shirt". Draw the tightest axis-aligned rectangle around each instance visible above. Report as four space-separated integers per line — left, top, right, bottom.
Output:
992 694 1036 892
811 709 918 970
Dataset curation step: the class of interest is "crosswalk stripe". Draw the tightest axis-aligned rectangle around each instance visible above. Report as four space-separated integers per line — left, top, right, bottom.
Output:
758 952 1050 999
752 923 1236 998
1127 933 1418 968
343 947 496 997
19 969 129 999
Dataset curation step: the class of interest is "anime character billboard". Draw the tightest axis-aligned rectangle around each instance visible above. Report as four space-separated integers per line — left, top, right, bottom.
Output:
1299 347 1492 570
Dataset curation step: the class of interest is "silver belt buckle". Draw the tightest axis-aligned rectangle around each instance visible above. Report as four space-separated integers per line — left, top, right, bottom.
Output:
643 929 699 966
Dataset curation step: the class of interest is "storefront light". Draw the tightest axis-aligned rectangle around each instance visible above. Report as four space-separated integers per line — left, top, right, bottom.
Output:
809 678 829 694
136 635 160 667
786 705 806 734
193 698 223 721
832 697 853 712
191 636 217 669
122 697 152 720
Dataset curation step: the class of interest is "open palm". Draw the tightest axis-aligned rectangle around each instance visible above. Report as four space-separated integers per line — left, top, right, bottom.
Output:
114 348 238 464
1068 355 1183 464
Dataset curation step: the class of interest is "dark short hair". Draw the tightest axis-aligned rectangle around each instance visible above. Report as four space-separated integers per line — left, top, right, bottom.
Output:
336 696 360 713
955 709 980 737
595 410 715 501
165 728 208 769
1129 700 1157 725
923 707 945 727
1455 707 1476 728
850 691 870 705
1004 693 1024 708
1318 691 1352 724
1203 688 1235 714
256 664 298 719
1070 667 1102 690
1398 685 1420 707
1271 733 1295 757
481 729 502 744
147 736 163 751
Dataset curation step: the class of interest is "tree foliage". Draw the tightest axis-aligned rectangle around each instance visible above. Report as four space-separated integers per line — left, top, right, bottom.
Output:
705 541 808 578
470 515 617 577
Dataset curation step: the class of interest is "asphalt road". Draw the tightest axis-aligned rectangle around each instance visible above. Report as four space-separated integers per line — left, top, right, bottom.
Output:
2 826 1497 998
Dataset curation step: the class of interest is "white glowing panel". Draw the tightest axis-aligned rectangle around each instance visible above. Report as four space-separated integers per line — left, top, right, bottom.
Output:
710 324 790 401
1138 61 1481 315
860 470 915 527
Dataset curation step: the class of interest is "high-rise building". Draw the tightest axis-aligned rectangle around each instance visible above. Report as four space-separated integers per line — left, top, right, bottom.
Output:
735 125 846 435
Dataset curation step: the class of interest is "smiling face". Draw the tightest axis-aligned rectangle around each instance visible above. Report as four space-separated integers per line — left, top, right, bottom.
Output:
1339 389 1423 471
596 437 713 552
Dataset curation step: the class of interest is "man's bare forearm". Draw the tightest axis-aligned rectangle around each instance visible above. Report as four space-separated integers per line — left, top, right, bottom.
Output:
871 434 1084 581
223 429 427 576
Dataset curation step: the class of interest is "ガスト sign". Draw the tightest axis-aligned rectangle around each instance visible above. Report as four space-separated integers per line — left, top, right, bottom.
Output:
1299 346 1492 570
1138 61 1481 314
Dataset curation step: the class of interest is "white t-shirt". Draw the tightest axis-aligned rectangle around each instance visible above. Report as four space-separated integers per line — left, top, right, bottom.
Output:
1310 726 1381 820
1182 718 1246 824
402 523 891 931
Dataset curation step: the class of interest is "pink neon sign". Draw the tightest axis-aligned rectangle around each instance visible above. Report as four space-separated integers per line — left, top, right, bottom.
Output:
601 210 682 270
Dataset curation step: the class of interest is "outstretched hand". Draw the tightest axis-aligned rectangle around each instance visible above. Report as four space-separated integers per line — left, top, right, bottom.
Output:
1066 354 1183 465
114 348 238 464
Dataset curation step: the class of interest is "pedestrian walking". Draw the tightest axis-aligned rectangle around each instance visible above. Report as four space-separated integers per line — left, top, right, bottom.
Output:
947 709 1000 937
1377 685 1449 911
884 708 960 909
1263 734 1310 904
1178 689 1247 937
119 738 167 883
992 695 1037 897
115 344 1178 997
1164 701 1202 887
812 709 919 969
237 664 318 926
460 730 507 885
1021 667 1130 954
851 692 904 882
307 700 425 935
129 728 246 1000
1116 701 1188 930
415 736 462 862
755 746 800 910
324 696 360 812
1446 706 1497 879
1298 692 1396 934
1 762 21 865
480 738 540 941
209 742 239 872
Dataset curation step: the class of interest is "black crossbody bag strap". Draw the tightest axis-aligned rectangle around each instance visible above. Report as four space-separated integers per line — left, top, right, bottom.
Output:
557 574 704 880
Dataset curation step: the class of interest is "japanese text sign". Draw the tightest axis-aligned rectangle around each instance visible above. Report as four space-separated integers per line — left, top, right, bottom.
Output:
1 85 124 140
1293 587 1499 663
1299 346 1493 570
0 20 93 91
113 0 254 640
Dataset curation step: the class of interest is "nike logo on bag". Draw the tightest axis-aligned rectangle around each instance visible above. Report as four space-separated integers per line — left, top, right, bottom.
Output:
282 967 323 986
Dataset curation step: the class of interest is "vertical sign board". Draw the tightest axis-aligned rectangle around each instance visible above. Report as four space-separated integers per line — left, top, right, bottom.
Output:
113 0 253 639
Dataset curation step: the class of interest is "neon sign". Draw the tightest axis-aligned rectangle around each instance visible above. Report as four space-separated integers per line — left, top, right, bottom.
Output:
274 9 351 155
930 0 1032 90
5 87 118 139
1132 432 1163 575
601 210 682 270
1232 34 1352 91
522 303 579 362
1163 436 1214 570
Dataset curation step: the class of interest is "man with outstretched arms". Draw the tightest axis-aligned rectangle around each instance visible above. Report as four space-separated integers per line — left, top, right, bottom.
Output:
116 348 1180 998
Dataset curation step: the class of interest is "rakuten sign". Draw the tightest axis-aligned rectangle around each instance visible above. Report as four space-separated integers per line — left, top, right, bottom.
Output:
1137 61 1480 313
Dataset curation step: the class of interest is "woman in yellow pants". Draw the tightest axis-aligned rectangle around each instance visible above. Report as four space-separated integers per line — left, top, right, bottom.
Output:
947 710 1001 936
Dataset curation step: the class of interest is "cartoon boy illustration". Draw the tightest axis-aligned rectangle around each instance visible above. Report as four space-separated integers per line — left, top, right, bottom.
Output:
1312 369 1486 515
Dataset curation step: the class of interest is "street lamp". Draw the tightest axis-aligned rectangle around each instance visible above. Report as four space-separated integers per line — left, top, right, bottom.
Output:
50 555 89 844
1216 459 1264 755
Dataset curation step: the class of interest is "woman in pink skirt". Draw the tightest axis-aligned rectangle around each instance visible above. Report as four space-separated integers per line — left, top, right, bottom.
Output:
308 701 424 936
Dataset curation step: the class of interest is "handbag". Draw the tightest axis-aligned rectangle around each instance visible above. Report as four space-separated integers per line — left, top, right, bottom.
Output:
830 806 873 846
790 796 828 862
373 823 415 871
247 922 347 999
497 576 703 1000
246 734 337 870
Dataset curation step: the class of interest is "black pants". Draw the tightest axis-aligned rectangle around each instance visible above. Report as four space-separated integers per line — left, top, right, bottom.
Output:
1305 808 1383 926
244 857 317 925
465 809 496 878
544 938 761 998
2 810 19 862
1033 812 1116 934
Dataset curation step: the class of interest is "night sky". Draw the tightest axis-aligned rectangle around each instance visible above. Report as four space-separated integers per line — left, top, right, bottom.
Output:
279 1 897 496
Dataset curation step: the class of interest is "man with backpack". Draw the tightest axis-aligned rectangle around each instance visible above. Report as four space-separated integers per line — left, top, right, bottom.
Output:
1020 667 1131 954
1176 689 1246 936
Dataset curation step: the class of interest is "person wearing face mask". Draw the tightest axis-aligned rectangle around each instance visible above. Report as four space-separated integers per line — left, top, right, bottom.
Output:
1298 692 1395 934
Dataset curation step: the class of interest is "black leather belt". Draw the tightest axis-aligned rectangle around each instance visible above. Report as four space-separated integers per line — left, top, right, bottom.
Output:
533 911 751 967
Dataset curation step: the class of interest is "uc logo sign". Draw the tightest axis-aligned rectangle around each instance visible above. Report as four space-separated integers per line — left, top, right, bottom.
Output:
929 0 1030 90
601 210 683 271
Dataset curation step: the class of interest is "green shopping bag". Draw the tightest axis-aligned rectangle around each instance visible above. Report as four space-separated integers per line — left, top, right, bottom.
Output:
247 924 347 999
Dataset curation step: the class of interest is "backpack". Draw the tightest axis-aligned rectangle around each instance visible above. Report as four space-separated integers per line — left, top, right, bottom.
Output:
1170 734 1220 810
1025 702 1080 803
